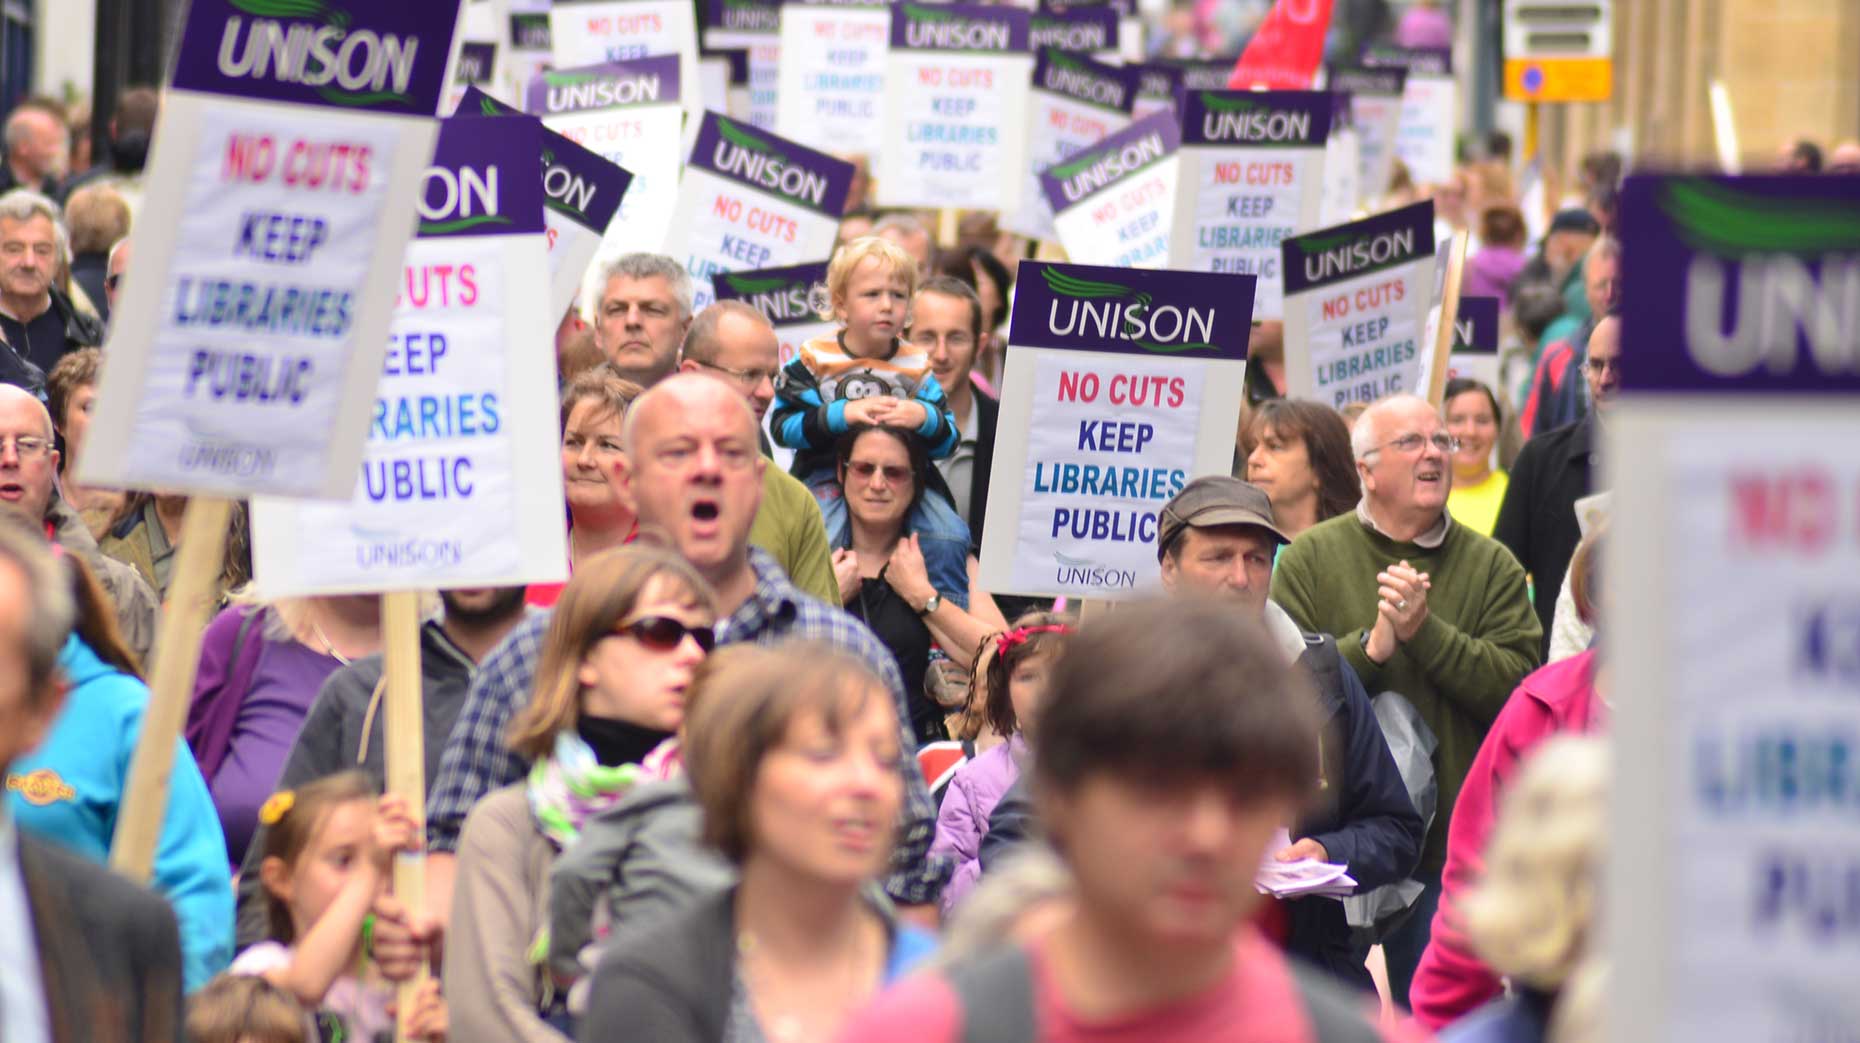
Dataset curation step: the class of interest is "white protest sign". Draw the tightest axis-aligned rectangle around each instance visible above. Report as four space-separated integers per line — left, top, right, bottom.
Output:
1168 90 1331 321
715 260 834 474
776 4 889 160
1608 174 1860 1043
1361 45 1455 188
698 48 754 121
1327 64 1406 206
252 116 566 596
978 262 1253 598
1320 93 1361 226
80 0 461 500
1281 200 1437 409
877 3 1033 211
1005 50 1136 241
1044 112 1180 269
551 0 703 127
666 113 854 312
528 57 682 259
702 0 780 128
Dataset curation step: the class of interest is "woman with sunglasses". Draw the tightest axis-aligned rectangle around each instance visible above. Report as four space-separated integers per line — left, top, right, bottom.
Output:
446 545 717 1042
832 424 1006 746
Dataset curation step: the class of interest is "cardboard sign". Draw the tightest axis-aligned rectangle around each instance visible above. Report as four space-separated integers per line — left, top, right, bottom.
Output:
463 87 633 319
251 116 565 595
715 260 833 474
1006 50 1137 240
1361 45 1455 188
1168 90 1331 320
1442 295 1501 390
445 3 505 114
527 57 683 260
80 0 461 500
1280 200 1437 408
550 0 703 126
1608 174 1860 1043
1030 7 1120 61
1327 65 1406 206
699 47 754 121
776 4 890 158
1133 63 1183 121
1037 0 1144 62
503 1 554 102
1167 57 1241 91
1044 112 1181 269
703 0 780 128
666 113 854 311
877 3 1033 210
978 261 1254 598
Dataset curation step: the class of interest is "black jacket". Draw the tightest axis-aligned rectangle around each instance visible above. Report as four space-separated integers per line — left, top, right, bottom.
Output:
966 388 999 553
1492 415 1596 657
0 284 104 375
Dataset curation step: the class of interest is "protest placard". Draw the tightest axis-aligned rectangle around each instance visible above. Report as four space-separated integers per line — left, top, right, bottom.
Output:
1441 295 1500 390
1005 50 1136 240
80 0 461 502
463 87 633 320
1281 200 1436 409
776 4 889 158
699 47 754 120
1167 90 1331 320
1031 7 1120 61
703 0 780 128
715 260 833 472
1133 63 1183 121
1361 44 1455 188
977 262 1254 598
877 3 1033 210
1044 112 1180 269
1166 57 1242 91
445 3 504 113
1039 0 1144 62
527 57 682 259
1608 174 1860 1043
251 115 565 597
551 0 703 123
503 0 554 100
1319 91 1360 226
666 113 853 311
1327 65 1405 206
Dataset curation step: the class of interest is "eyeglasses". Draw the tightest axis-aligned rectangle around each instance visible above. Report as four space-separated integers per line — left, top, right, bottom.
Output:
1583 357 1622 376
846 460 912 485
907 330 975 350
690 358 776 388
1368 432 1458 456
0 435 51 460
105 273 121 291
614 615 715 653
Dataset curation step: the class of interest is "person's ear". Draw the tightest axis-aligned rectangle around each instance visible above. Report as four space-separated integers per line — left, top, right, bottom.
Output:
1159 552 1179 592
676 358 700 376
578 655 602 689
613 452 639 514
258 855 293 907
49 447 60 474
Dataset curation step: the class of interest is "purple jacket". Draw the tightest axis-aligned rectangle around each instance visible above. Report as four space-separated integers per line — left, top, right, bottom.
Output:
1464 246 1528 309
929 736 1027 914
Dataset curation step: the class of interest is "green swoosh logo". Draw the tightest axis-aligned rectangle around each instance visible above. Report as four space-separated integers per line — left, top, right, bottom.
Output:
716 116 788 166
479 95 504 116
1042 268 1217 354
1295 230 1356 256
1201 93 1261 114
723 273 791 294
903 2 955 21
420 214 513 234
229 0 351 30
1659 179 1860 255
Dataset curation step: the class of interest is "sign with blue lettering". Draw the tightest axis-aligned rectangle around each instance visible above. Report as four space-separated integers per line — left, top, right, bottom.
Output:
978 261 1254 598
250 115 565 595
1359 45 1455 188
667 113 854 313
1044 111 1180 269
1004 50 1137 241
1168 90 1332 320
1281 200 1437 409
703 0 780 129
79 0 458 499
775 4 890 160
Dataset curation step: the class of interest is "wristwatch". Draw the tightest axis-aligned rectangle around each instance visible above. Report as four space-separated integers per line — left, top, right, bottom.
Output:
918 592 942 616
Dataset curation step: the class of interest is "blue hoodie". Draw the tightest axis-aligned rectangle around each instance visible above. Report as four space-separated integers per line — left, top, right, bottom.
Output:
6 634 234 991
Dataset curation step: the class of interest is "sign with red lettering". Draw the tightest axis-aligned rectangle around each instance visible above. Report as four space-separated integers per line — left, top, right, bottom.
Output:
1004 49 1137 241
776 4 890 159
977 261 1254 597
1044 112 1180 269
528 57 682 264
80 0 460 499
550 0 704 129
703 0 780 129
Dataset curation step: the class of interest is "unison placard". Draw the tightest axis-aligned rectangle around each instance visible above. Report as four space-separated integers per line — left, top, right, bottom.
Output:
1044 112 1181 269
527 57 683 261
1005 49 1137 241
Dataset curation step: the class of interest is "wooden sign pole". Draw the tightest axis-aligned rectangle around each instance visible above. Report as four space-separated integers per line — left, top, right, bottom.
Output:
1424 230 1470 410
110 496 234 881
380 590 427 1041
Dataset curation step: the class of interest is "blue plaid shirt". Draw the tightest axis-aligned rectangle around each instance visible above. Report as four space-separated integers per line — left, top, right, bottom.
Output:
425 547 950 905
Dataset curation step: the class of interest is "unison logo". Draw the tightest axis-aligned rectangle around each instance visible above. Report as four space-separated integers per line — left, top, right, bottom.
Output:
1042 267 1216 354
542 69 665 110
1052 132 1164 203
1041 53 1128 110
903 3 1011 50
216 0 421 107
712 118 830 208
722 272 818 323
1198 94 1312 144
1298 226 1416 283
419 165 506 234
1662 180 1860 377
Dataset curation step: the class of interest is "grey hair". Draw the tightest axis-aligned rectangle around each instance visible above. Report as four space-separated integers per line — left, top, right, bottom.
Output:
0 188 68 261
593 253 694 322
0 514 76 695
1350 393 1434 461
928 844 1074 972
1589 234 1621 264
681 299 771 366
873 211 929 239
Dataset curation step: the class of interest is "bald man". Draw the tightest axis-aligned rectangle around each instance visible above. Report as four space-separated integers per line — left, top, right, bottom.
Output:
1 103 68 200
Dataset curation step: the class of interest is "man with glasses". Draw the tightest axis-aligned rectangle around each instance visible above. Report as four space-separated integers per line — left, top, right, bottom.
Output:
910 277 997 550
1495 308 1620 654
1521 235 1620 437
1272 393 1540 1009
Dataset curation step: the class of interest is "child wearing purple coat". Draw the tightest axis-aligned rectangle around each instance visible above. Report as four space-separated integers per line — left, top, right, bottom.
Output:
930 613 1072 914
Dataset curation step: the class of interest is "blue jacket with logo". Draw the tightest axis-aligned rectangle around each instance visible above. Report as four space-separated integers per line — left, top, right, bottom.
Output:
6 634 234 992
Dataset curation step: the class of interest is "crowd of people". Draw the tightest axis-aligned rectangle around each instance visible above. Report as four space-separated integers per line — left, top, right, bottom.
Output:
0 21 1849 1040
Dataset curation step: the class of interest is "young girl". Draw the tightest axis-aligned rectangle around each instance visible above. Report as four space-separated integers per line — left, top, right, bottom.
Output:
236 772 447 1042
930 612 1073 914
187 974 308 1043
769 236 972 606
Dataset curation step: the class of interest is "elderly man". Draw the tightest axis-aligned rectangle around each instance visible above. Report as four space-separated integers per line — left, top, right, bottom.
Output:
0 385 157 660
422 375 945 924
675 299 837 602
1157 475 1423 991
591 253 693 388
0 190 103 376
0 518 185 1041
1271 393 1539 1006
0 101 68 200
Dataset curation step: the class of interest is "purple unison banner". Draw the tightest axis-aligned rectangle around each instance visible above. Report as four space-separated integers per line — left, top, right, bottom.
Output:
420 114 545 238
686 112 856 219
525 56 682 115
1620 174 1860 395
715 261 830 329
1283 199 1435 295
1453 296 1501 352
1031 7 1118 54
1134 62 1184 118
1007 261 1254 362
1041 110 1181 214
1178 89 1334 148
463 87 631 235
174 0 461 113
1164 56 1241 92
890 2 1032 52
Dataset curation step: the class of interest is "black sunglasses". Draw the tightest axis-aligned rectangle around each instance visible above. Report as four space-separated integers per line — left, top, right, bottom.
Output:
616 615 715 652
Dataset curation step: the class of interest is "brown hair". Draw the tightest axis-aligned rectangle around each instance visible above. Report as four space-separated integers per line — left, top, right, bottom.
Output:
257 771 378 945
63 550 142 680
683 642 896 863
1478 205 1527 249
559 365 643 432
1242 399 1359 523
984 611 1071 738
46 347 101 435
186 973 309 1043
505 545 716 760
1032 596 1319 802
557 325 607 386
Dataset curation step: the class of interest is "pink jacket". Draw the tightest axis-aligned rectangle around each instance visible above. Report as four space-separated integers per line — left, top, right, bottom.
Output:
1410 650 1606 1029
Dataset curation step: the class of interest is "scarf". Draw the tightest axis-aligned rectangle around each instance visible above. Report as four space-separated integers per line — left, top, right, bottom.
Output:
526 729 652 850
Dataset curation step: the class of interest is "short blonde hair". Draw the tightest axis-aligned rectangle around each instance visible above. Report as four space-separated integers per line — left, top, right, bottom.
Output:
1463 737 1609 990
824 235 917 320
186 973 308 1043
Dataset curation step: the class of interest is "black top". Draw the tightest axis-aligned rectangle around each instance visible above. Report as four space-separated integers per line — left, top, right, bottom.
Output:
0 302 68 374
579 714 674 768
1493 414 1597 658
848 574 940 746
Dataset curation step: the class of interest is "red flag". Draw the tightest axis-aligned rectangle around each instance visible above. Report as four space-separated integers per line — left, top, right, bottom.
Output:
1227 0 1335 90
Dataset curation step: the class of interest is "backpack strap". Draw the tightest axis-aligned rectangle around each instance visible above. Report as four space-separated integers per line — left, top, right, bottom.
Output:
1286 960 1384 1043
947 944 1038 1043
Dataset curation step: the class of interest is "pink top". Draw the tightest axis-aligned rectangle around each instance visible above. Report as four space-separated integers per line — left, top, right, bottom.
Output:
232 940 396 1043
